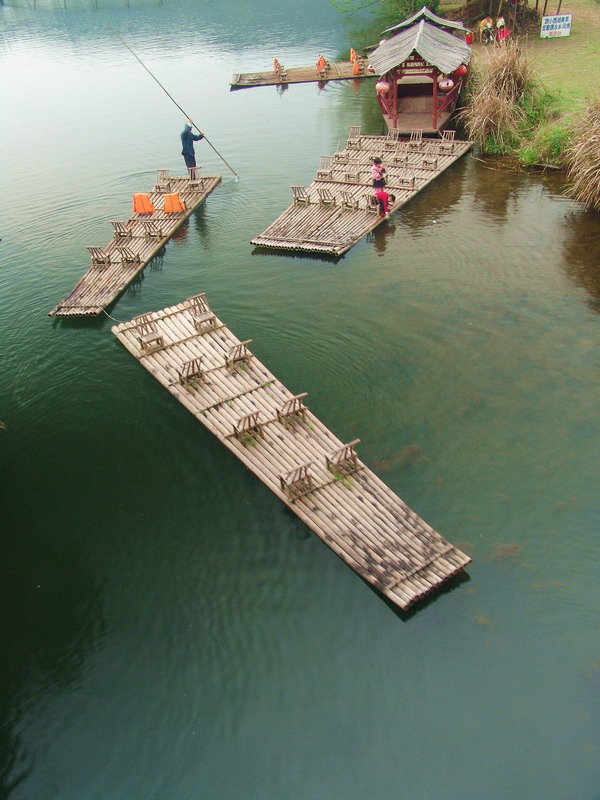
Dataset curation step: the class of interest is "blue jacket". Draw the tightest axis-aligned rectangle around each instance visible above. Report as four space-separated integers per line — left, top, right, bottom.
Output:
181 124 204 156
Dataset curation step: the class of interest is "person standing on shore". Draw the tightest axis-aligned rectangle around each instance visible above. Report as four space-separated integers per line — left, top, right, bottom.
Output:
181 119 204 169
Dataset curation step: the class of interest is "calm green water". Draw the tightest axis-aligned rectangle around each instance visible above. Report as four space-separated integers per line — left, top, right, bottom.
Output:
2 2 600 798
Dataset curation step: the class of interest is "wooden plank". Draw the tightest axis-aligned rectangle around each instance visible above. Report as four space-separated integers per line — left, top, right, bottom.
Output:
112 294 471 610
251 134 472 256
49 174 221 317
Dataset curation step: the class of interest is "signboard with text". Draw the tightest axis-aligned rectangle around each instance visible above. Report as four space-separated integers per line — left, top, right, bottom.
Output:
540 14 572 38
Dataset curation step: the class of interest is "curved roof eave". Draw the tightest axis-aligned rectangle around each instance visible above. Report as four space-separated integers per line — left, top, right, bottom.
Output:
370 20 472 75
382 6 469 34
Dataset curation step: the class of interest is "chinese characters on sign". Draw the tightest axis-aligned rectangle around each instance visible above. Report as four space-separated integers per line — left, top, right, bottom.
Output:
540 14 572 38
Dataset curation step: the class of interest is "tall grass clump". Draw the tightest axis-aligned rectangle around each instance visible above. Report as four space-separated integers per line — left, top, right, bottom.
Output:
459 41 542 154
564 96 600 210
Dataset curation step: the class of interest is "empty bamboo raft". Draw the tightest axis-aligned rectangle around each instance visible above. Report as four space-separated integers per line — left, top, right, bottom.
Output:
251 128 472 256
112 294 471 610
49 171 221 317
231 59 374 89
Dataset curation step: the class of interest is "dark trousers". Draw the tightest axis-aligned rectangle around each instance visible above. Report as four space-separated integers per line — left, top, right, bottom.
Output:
183 153 196 168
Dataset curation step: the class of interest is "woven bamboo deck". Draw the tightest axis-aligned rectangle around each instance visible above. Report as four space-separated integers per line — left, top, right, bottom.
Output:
231 60 375 89
112 294 471 610
49 172 221 318
251 129 472 256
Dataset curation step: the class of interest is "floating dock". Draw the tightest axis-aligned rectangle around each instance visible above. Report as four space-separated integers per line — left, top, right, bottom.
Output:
251 128 472 256
49 172 221 318
231 59 375 90
112 294 471 610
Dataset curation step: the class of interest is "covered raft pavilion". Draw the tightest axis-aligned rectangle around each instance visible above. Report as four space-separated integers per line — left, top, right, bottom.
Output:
369 7 472 134
112 294 471 610
251 127 472 256
49 171 221 318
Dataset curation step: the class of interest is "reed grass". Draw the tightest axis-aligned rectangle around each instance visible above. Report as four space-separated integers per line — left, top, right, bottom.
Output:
459 41 542 154
564 97 600 210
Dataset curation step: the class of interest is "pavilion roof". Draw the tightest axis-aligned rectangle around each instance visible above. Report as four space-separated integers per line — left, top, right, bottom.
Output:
382 6 469 34
369 18 472 76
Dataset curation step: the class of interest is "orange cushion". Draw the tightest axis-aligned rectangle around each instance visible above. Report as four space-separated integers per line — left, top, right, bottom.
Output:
133 193 155 214
163 193 186 213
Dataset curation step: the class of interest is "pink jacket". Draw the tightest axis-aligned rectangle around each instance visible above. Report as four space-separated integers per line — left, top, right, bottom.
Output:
371 163 386 181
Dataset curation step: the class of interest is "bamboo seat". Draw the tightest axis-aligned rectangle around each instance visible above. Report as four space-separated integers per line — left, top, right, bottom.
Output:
188 166 204 190
154 170 171 192
347 126 362 150
179 357 205 386
317 156 334 181
139 220 164 239
334 151 349 164
341 191 359 210
422 156 438 170
383 133 400 151
86 246 112 268
225 339 253 370
364 194 379 214
325 439 361 477
233 411 264 445
276 393 308 427
110 221 133 239
344 169 360 183
279 463 315 503
397 174 416 189
189 293 217 332
408 129 423 149
116 246 141 265
291 186 310 204
392 153 410 167
132 313 163 352
277 65 288 82
317 188 336 206
439 129 456 153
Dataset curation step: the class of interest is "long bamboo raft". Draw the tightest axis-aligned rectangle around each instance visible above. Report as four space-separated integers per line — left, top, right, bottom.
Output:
112 294 471 610
231 59 375 90
251 128 472 256
49 171 221 317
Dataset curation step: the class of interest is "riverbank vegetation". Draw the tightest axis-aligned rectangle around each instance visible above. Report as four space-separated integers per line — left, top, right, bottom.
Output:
460 20 600 209
458 41 572 167
458 0 599 179
565 98 600 210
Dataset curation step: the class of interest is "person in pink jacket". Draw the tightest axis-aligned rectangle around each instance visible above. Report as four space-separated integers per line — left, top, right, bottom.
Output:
371 156 387 188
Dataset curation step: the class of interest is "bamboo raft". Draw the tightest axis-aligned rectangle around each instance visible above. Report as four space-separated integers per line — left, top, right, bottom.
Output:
251 128 472 256
230 59 375 90
49 171 221 317
112 294 471 610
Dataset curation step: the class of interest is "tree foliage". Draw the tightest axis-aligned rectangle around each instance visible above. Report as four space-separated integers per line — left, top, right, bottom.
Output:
332 0 440 29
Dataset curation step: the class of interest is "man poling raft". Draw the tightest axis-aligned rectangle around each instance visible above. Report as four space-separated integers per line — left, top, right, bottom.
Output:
109 25 238 180
181 119 204 169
